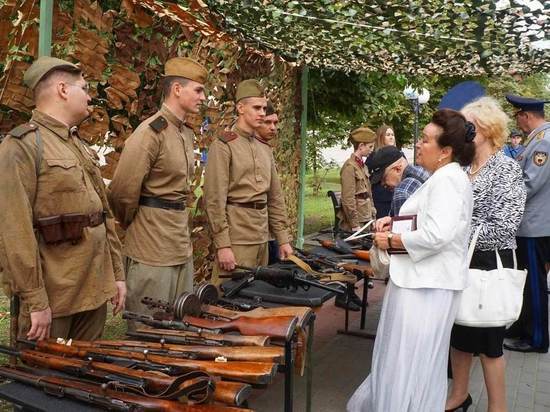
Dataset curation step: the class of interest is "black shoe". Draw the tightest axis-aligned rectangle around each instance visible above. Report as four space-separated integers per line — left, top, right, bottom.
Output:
351 292 364 307
334 297 361 311
445 394 472 412
503 340 548 353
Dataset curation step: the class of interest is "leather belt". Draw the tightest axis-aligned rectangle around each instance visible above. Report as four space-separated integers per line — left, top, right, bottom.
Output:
227 201 267 210
139 196 186 211
87 211 106 227
355 192 370 200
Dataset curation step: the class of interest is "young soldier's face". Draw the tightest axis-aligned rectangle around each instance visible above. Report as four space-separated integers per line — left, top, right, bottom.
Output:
257 114 279 141
238 97 267 130
177 80 206 114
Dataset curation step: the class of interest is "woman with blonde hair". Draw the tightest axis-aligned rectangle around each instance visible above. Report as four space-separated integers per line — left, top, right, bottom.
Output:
367 125 396 217
445 97 526 412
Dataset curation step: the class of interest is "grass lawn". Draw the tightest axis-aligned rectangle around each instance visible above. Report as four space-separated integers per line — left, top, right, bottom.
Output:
303 168 340 235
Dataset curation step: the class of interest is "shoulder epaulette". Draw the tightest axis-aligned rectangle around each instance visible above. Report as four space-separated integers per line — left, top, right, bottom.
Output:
219 131 239 143
8 123 38 139
184 121 194 130
149 116 168 133
254 135 270 146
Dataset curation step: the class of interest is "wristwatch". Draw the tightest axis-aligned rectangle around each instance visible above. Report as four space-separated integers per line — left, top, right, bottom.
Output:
387 232 394 249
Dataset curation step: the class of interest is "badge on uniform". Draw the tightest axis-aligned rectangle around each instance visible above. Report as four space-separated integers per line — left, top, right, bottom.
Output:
533 151 548 167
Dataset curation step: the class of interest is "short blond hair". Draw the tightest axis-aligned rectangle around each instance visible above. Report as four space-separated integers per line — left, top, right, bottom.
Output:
461 96 509 149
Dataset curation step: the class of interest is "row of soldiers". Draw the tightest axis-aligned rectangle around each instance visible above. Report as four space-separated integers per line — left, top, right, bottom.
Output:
0 55 292 341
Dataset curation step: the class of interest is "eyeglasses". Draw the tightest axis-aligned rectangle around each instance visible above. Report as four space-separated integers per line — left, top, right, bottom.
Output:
65 82 90 94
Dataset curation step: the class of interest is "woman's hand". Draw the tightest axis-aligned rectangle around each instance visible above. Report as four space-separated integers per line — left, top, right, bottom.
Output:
373 232 391 250
375 216 392 232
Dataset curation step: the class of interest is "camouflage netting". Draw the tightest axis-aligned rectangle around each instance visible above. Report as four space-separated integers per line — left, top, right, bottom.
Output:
0 0 302 281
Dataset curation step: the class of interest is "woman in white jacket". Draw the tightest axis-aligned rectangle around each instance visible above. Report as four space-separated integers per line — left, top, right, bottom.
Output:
347 109 476 412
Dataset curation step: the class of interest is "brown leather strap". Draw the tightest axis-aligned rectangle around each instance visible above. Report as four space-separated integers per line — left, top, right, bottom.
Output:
355 192 370 200
139 196 186 210
227 201 267 210
286 255 356 283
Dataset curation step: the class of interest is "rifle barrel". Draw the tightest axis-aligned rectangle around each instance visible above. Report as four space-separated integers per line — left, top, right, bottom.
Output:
0 344 19 357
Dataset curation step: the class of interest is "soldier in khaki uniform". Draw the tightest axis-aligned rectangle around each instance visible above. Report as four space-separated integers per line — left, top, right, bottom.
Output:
108 57 207 329
204 80 292 286
339 127 377 233
0 57 126 341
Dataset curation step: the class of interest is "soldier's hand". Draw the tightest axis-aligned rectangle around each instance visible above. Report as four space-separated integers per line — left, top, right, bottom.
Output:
279 243 293 260
27 307 52 341
111 281 127 315
218 247 236 271
375 216 392 232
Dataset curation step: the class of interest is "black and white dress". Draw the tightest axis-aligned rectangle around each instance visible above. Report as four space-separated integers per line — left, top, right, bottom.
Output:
451 151 526 357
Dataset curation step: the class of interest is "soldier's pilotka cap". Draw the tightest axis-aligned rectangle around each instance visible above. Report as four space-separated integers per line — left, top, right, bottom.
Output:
368 146 405 185
164 57 207 84
506 94 549 113
23 56 81 90
236 79 264 102
350 127 376 144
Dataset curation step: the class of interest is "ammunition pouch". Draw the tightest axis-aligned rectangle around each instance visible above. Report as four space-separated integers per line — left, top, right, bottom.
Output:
36 211 105 244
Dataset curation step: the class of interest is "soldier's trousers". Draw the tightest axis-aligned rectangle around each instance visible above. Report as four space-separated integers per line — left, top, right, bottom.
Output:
506 236 550 352
211 243 269 287
124 257 194 332
18 303 107 341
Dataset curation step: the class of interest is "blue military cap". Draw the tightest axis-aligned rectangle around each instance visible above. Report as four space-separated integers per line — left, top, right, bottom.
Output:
505 94 549 112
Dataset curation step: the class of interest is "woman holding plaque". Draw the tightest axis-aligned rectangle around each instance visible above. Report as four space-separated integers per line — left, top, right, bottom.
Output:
347 109 476 412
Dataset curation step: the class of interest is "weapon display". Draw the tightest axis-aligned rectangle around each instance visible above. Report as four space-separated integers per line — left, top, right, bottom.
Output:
20 340 278 385
317 239 371 260
0 343 212 400
59 339 285 363
123 311 219 334
221 266 347 299
0 366 253 412
131 328 271 347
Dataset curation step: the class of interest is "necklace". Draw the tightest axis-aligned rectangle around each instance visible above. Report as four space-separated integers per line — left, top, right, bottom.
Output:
468 153 494 176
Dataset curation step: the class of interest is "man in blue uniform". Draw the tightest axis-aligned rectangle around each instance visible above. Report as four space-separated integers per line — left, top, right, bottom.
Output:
504 94 550 353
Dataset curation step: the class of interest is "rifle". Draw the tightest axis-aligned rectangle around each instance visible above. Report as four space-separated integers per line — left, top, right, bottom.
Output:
22 340 278 385
142 294 314 329
60 339 285 363
221 266 346 299
0 343 213 400
131 328 270 347
317 239 371 260
123 311 219 334
0 366 253 411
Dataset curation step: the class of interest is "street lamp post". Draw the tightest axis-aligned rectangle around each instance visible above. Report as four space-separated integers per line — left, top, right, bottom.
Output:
403 87 430 164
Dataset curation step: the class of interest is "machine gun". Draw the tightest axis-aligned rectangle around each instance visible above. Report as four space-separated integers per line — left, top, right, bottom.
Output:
221 265 347 299
0 366 253 411
20 339 278 385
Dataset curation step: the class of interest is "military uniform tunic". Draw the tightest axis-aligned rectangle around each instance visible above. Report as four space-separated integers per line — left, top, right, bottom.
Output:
0 111 123 320
507 121 550 352
204 125 290 249
339 154 376 231
108 104 195 266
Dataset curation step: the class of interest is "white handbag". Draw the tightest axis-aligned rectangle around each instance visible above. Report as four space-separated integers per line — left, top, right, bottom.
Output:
455 227 527 328
369 245 390 278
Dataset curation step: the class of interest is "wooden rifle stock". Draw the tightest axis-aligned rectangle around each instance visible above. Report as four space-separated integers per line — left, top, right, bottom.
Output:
32 340 278 385
0 366 254 411
65 339 285 363
339 263 374 277
203 305 313 329
213 380 252 407
182 315 298 341
134 327 271 347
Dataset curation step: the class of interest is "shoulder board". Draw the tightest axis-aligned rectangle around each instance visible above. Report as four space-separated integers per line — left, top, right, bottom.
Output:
184 121 194 130
254 135 270 146
8 123 38 139
218 131 239 143
149 116 168 133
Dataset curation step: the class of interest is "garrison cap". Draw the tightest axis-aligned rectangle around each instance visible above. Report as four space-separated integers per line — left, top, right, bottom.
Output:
164 57 207 84
506 94 549 113
236 79 264 102
350 127 376 144
24 56 81 90
265 100 276 116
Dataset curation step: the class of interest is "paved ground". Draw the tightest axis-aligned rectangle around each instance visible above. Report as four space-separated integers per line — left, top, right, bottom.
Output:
248 279 550 412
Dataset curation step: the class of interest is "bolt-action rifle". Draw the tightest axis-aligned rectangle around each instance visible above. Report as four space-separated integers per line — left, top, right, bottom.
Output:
0 366 253 411
130 328 270 347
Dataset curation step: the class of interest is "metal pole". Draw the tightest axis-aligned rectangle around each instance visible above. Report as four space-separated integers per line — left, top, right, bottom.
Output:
38 0 54 57
413 98 419 165
296 66 309 249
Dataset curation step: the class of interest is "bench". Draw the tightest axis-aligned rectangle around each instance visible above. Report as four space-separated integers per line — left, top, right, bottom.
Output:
327 190 342 236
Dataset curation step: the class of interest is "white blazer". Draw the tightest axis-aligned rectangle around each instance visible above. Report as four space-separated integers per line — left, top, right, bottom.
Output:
390 162 473 290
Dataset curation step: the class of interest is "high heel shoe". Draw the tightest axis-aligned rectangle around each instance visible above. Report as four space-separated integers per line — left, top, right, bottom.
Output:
445 394 472 412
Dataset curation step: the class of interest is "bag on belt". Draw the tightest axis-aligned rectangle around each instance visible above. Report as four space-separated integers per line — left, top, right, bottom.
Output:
139 196 186 211
35 211 106 244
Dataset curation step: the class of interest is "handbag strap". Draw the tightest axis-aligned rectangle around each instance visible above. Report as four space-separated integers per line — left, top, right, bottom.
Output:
467 226 482 264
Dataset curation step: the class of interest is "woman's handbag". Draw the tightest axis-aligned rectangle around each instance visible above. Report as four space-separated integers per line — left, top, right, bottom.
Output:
455 227 527 328
369 245 390 278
